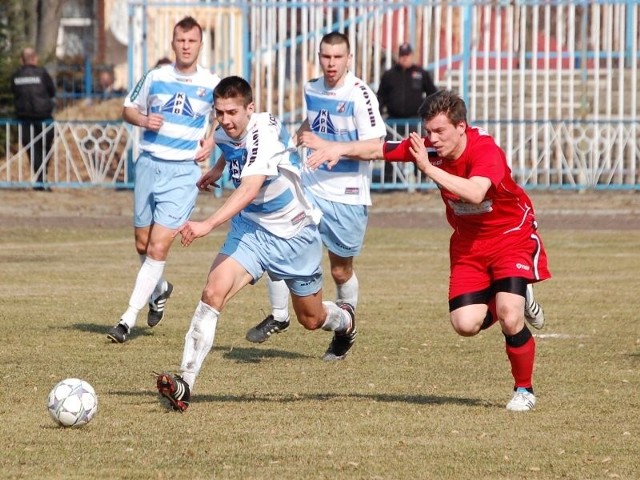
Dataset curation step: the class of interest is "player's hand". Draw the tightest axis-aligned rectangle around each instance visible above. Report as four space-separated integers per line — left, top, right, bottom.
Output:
408 132 429 173
174 221 213 246
306 144 343 170
195 136 214 163
298 131 327 150
145 113 164 132
196 168 221 192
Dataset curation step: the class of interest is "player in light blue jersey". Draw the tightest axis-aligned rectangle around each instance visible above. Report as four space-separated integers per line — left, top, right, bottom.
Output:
154 76 356 411
108 16 221 344
246 31 386 359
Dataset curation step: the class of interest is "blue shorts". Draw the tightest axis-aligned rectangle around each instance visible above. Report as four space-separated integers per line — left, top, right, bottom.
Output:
133 153 201 229
307 193 368 258
220 215 324 297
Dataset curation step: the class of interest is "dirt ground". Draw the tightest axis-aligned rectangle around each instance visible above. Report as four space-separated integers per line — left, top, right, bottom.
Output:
1 188 640 230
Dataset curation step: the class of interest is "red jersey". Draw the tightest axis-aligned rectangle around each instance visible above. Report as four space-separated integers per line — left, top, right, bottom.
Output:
383 126 537 240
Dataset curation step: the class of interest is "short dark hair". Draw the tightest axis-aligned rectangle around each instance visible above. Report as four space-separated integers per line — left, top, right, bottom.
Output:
174 16 203 40
320 31 350 53
418 89 467 125
214 76 253 106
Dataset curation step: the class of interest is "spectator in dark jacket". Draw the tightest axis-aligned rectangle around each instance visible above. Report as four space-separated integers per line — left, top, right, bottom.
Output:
378 43 438 120
377 43 438 184
11 47 56 190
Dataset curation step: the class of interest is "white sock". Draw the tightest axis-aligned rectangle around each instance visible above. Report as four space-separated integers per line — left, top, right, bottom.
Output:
336 272 359 309
180 301 219 391
139 254 167 300
320 301 351 332
267 277 291 323
120 257 165 329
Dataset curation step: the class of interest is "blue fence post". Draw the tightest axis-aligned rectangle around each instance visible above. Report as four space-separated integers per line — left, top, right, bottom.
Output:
84 56 92 99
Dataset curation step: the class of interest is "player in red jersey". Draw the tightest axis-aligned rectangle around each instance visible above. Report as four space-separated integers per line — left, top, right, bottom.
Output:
301 89 551 411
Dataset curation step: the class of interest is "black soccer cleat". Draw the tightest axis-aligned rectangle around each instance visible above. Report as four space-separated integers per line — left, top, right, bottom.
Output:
147 282 173 328
156 372 191 412
245 314 290 343
322 303 357 361
107 322 129 343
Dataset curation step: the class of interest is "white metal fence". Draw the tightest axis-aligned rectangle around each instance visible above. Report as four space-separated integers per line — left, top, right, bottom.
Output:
1 0 638 189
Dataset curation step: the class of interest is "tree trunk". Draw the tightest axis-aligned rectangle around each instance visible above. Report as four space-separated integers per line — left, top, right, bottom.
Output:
36 0 67 61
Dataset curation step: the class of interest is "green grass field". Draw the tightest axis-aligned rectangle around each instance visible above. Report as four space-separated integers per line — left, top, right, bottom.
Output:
1 192 639 479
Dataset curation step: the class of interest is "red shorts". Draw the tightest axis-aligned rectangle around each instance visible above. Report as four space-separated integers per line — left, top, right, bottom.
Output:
448 227 551 300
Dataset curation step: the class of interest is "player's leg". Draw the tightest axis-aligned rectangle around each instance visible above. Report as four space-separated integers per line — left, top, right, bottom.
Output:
245 277 291 343
108 156 199 343
328 251 358 306
314 197 367 309
491 229 551 411
158 252 254 412
108 224 174 343
182 254 253 387
491 277 537 412
157 218 261 411
132 222 172 327
289 286 356 361
523 231 550 329
107 154 157 343
145 160 200 327
447 239 493 336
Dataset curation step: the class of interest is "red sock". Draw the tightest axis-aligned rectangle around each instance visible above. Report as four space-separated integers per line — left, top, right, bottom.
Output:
505 333 536 389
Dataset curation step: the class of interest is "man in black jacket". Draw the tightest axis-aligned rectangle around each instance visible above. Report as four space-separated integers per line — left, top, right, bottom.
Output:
11 47 56 190
378 43 438 120
377 43 438 184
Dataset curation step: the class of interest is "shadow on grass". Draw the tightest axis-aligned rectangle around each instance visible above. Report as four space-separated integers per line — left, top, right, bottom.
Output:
192 391 490 407
213 344 310 363
65 322 154 341
114 389 489 408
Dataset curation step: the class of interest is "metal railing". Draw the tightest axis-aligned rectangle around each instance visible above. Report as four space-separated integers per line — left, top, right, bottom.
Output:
1 0 638 190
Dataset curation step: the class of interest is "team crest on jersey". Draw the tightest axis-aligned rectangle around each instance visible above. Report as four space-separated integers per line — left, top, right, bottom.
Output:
196 87 206 97
337 102 346 113
161 92 196 117
310 109 347 135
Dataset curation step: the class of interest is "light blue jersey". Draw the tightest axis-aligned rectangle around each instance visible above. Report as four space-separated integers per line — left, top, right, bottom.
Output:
302 71 386 206
215 112 321 239
124 64 220 161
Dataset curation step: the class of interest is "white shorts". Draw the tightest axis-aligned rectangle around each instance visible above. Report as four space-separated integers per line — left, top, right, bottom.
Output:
308 193 368 258
220 214 324 297
133 152 200 229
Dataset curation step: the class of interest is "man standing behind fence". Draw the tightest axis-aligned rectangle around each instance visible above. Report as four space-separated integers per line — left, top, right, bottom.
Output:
11 47 56 191
107 16 221 344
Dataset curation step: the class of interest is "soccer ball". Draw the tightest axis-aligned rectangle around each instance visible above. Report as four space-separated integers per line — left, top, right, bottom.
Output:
47 378 98 427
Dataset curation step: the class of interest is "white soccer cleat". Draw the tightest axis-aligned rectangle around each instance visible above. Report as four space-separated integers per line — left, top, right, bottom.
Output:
524 284 545 330
506 388 536 412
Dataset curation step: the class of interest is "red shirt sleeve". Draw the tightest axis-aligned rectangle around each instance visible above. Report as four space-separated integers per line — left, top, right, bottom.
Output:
382 139 416 162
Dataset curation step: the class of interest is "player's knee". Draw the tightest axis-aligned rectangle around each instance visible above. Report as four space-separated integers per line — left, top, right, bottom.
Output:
200 286 224 311
296 313 324 330
330 266 353 284
496 304 525 335
450 315 482 336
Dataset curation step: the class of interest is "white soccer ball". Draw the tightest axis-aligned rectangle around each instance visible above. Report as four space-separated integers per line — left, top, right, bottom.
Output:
47 378 98 427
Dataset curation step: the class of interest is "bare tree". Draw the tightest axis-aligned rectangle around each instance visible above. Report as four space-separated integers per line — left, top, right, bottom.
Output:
36 0 66 61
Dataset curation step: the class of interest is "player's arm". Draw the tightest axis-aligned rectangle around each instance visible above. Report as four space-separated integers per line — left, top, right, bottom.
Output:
122 106 163 131
175 174 265 246
293 119 310 146
408 132 490 204
302 134 385 170
194 113 219 163
197 154 226 191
